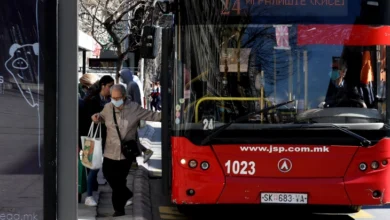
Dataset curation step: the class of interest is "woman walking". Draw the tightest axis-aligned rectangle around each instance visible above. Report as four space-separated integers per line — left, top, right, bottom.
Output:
81 75 114 206
91 84 161 217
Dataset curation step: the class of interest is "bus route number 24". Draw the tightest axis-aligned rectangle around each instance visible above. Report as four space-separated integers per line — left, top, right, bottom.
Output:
202 117 215 130
225 160 256 175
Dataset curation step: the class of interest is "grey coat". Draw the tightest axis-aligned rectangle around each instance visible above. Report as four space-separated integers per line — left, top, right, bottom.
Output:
99 99 161 160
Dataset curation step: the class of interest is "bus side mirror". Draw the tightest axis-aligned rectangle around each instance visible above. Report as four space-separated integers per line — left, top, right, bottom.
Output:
140 25 161 59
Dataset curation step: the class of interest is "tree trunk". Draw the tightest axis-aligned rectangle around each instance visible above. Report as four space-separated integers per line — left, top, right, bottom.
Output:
115 46 123 84
115 59 121 84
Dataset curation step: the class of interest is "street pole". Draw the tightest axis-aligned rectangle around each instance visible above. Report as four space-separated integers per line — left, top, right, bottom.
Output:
58 0 78 219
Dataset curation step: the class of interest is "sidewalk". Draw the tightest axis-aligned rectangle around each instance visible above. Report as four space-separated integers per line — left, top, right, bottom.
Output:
78 122 161 220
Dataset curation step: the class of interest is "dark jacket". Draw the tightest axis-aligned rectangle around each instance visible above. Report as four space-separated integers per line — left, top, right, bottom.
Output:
79 94 110 150
78 98 86 151
120 69 142 105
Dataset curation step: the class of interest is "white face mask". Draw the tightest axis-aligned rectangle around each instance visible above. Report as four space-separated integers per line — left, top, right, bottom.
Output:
112 99 123 107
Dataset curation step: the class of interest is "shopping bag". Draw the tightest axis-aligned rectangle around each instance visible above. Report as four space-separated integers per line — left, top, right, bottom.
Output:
80 122 103 169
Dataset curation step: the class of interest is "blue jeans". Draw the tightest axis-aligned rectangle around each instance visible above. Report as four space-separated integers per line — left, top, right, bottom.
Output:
87 169 99 196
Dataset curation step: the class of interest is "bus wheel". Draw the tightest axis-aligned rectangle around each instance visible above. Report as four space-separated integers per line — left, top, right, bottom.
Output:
349 205 362 213
341 205 362 213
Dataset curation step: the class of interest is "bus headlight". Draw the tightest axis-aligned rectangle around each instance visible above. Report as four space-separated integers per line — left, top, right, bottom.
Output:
188 160 197 168
371 161 379 170
200 161 209 170
359 162 367 171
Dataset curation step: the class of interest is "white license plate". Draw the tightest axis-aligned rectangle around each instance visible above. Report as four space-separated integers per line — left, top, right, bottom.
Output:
260 193 308 204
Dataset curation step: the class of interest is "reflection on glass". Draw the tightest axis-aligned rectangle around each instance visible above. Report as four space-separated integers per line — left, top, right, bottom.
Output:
177 0 389 130
0 0 43 219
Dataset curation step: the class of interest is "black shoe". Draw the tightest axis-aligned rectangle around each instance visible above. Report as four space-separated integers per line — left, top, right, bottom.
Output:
113 211 125 217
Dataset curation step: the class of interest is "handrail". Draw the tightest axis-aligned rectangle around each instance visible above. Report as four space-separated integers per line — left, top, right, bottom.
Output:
184 94 211 113
195 97 271 122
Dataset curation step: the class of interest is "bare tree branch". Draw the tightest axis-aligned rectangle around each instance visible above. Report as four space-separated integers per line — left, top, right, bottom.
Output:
79 0 161 82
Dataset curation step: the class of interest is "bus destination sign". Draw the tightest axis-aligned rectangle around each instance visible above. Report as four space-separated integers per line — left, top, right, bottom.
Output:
221 0 348 17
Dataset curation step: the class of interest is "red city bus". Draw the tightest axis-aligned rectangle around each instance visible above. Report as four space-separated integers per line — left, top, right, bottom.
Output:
156 0 390 213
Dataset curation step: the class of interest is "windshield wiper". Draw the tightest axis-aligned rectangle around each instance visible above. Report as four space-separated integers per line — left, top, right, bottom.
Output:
311 124 371 147
201 100 295 145
268 123 372 147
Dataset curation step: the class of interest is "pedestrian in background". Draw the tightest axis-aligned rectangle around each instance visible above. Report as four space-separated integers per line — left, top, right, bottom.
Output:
78 74 100 152
81 75 114 206
78 73 100 203
149 82 159 111
78 73 100 99
91 84 161 217
120 68 142 105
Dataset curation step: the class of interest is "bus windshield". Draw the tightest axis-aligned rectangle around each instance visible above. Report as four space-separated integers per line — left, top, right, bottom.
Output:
174 0 390 134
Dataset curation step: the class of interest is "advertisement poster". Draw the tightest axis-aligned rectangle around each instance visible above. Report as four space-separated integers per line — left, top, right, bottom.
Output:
0 0 44 219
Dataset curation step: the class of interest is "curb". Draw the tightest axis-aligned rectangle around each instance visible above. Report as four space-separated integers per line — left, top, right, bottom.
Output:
132 167 153 220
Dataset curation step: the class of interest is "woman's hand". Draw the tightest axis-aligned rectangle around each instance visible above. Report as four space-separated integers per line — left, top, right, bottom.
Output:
91 113 101 123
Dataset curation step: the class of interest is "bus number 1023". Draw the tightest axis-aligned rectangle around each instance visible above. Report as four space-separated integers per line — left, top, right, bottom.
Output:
225 160 256 175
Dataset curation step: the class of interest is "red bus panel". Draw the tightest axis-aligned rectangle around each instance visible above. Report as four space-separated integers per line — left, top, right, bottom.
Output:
212 144 357 178
298 25 390 46
344 138 390 205
218 177 349 204
171 137 225 204
171 137 390 205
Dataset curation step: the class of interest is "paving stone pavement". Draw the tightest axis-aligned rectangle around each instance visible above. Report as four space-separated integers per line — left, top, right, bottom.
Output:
96 171 134 219
94 167 152 220
78 191 100 220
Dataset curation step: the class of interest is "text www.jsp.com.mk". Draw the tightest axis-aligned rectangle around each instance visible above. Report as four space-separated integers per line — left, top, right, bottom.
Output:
240 146 330 153
0 213 38 220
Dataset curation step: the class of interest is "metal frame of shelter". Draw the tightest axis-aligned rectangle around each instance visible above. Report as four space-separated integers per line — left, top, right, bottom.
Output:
42 0 79 219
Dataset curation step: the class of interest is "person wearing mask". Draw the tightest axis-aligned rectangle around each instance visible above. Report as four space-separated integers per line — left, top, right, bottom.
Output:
81 75 115 207
91 84 161 217
120 68 154 162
